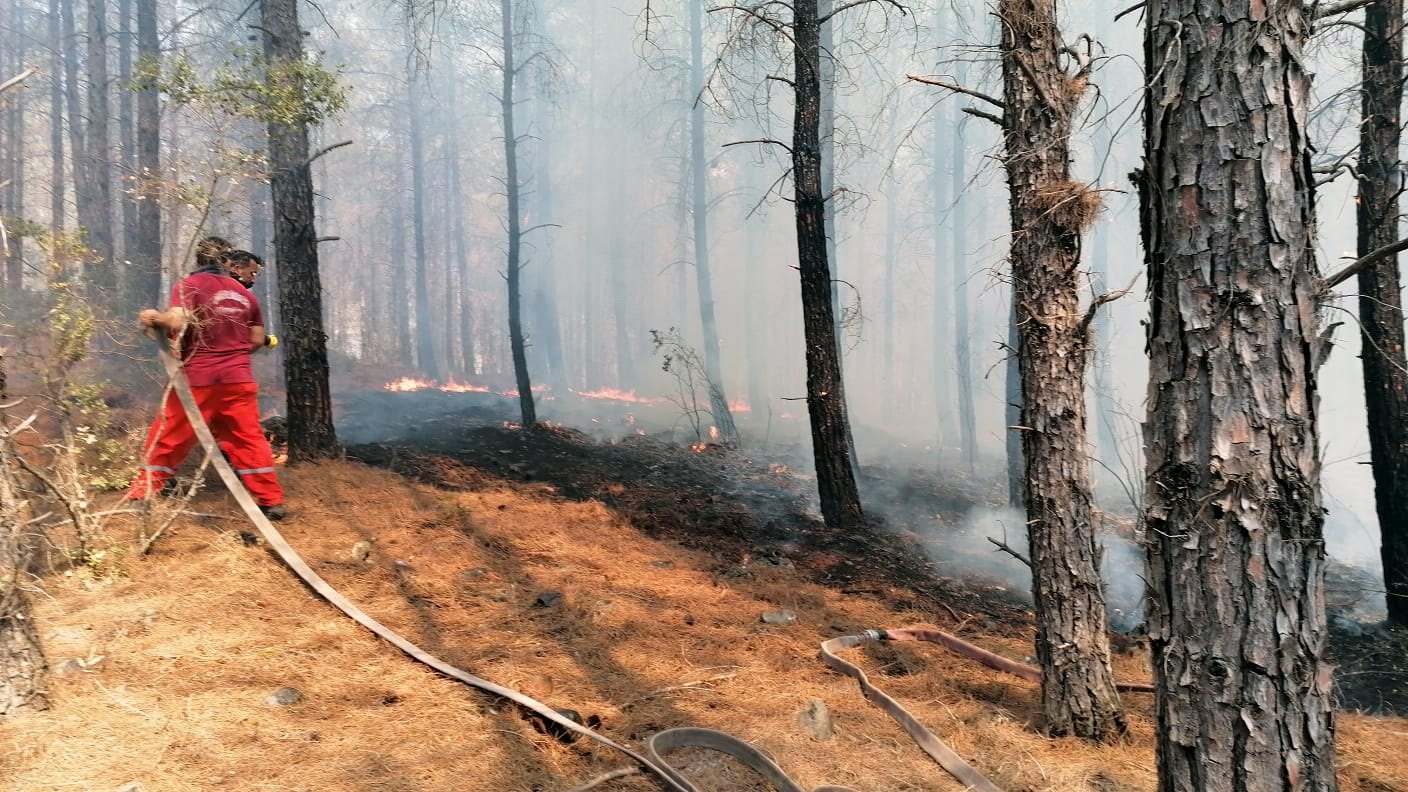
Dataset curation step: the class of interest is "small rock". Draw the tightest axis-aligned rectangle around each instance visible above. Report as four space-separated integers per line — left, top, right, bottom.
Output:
350 540 373 563
648 560 675 570
535 591 563 608
459 567 488 581
267 687 303 706
53 658 87 676
114 783 144 792
682 613 696 626
238 531 259 546
796 698 834 741
761 609 797 626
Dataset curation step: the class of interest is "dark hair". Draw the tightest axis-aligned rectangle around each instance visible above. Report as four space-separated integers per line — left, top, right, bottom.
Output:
226 250 263 268
196 235 232 270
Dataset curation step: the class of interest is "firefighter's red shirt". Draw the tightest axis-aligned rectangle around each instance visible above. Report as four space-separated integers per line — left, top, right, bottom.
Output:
170 271 264 387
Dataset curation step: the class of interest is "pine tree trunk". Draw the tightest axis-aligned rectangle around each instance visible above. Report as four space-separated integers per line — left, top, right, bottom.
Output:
83 0 114 293
689 0 737 442
793 0 862 530
4 0 24 292
501 0 535 426
952 89 975 474
405 27 438 382
1000 0 1124 740
1143 0 1338 787
262 0 338 461
1357 0 1408 627
0 442 47 714
48 0 65 233
130 0 160 307
446 118 477 380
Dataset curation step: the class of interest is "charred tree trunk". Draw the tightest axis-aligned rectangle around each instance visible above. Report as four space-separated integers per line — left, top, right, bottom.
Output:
0 442 47 715
501 0 536 426
129 0 160 307
262 0 338 461
1143 0 1338 787
689 0 737 442
793 0 862 530
1000 0 1124 740
1358 0 1408 627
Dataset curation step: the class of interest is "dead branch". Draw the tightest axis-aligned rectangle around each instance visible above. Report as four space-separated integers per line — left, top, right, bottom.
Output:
1079 271 1142 336
722 138 793 154
962 107 1004 126
304 139 353 167
1113 2 1144 22
819 0 908 26
1315 0 1373 18
0 66 39 95
906 74 1005 108
987 535 1031 567
1323 235 1408 289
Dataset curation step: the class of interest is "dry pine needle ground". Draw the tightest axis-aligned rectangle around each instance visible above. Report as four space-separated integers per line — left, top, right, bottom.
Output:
5 460 1407 792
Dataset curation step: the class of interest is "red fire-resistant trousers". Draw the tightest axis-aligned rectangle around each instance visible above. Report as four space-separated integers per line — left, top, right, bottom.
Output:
127 382 284 507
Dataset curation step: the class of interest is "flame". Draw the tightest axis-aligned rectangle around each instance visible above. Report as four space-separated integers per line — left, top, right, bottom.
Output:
574 388 663 405
440 381 491 393
385 377 435 392
728 399 751 414
690 442 708 453
500 385 550 398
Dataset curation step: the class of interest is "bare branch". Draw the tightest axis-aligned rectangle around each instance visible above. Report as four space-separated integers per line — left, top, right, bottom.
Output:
1113 2 1144 22
962 107 1004 127
0 66 39 95
722 138 793 154
306 139 353 166
906 74 1005 108
1079 271 1142 336
819 0 909 26
316 236 340 243
1323 236 1408 290
987 535 1031 567
1315 0 1373 18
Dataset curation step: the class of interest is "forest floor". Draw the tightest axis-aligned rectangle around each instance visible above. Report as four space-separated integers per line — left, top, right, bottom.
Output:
6 382 1408 792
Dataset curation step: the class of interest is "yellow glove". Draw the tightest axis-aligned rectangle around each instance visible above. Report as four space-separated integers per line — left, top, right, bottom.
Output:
264 333 279 349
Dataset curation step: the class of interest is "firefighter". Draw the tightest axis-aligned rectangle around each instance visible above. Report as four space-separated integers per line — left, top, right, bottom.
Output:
126 237 287 521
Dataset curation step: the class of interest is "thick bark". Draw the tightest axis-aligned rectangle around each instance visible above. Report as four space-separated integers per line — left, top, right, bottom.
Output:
501 0 536 426
1143 1 1338 788
794 0 862 530
689 0 738 442
1357 0 1408 626
0 443 48 714
83 0 114 293
1005 298 1022 508
1001 0 1124 740
262 0 338 461
130 0 160 307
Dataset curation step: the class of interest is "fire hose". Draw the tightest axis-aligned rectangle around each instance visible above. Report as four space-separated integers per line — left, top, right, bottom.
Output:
152 337 1149 792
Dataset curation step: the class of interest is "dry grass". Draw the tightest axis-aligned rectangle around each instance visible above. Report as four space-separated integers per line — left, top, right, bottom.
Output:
6 460 1407 792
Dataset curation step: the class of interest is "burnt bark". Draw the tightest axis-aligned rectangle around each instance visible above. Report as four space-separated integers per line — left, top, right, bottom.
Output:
501 0 536 426
794 0 862 530
1000 0 1124 740
1357 0 1408 626
1143 1 1338 788
262 0 338 461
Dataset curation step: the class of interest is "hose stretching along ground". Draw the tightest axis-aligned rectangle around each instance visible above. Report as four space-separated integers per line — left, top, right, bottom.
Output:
152 339 1149 792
